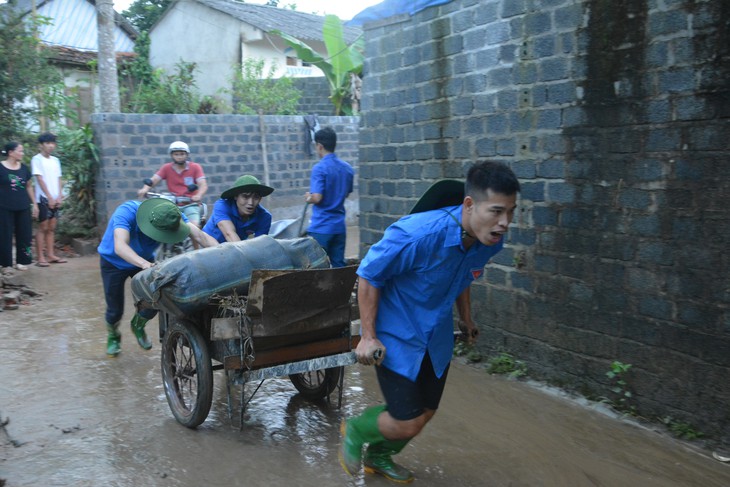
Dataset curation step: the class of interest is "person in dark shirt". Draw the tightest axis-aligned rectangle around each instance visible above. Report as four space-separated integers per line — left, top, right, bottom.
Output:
0 142 38 271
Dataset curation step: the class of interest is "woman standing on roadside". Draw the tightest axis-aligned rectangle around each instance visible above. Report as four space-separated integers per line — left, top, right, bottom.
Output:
0 142 38 271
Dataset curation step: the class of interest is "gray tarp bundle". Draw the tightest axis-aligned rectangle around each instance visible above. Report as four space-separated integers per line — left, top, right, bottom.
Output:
131 236 330 317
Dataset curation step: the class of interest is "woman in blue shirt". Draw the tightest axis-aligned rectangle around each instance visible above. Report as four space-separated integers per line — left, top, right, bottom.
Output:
202 175 274 243
340 161 521 483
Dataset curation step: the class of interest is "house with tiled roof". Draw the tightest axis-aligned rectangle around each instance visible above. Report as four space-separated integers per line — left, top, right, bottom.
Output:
4 0 138 123
149 0 361 103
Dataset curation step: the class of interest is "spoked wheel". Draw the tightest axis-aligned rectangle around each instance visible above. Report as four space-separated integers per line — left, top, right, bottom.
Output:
161 318 213 428
289 367 343 401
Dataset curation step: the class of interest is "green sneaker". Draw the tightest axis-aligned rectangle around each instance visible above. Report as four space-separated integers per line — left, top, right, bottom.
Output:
106 322 121 357
364 439 414 483
130 313 152 350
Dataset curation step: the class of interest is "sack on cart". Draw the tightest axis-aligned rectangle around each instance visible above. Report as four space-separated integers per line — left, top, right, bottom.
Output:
131 235 329 317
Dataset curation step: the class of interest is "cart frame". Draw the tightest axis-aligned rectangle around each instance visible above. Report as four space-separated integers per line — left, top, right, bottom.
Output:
158 266 360 428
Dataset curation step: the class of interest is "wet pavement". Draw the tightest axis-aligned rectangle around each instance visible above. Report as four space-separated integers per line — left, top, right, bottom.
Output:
2 255 730 486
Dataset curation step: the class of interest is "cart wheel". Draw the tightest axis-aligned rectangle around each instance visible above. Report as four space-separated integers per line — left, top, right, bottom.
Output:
289 367 343 401
161 318 213 428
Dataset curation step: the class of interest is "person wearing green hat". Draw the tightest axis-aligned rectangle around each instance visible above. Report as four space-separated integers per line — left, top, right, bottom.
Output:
202 175 274 243
340 161 521 482
97 198 218 357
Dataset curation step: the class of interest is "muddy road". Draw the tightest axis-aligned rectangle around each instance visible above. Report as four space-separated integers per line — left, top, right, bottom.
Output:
1 256 729 486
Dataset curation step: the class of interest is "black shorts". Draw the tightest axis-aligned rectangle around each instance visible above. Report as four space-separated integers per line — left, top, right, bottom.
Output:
375 352 449 421
38 196 59 222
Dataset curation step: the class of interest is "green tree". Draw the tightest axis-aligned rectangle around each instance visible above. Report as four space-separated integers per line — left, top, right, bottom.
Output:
118 31 154 108
125 32 155 86
126 60 210 114
56 125 100 239
119 36 223 114
121 0 172 33
273 15 363 115
0 11 64 140
226 59 301 115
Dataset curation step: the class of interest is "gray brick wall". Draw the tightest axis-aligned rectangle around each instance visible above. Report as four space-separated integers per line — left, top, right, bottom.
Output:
91 114 359 227
291 77 335 115
358 0 730 443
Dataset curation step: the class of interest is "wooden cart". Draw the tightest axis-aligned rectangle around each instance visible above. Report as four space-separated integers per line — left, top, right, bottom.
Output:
157 265 361 428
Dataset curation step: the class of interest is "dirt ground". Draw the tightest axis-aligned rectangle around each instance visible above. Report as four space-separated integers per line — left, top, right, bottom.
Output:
1 255 730 486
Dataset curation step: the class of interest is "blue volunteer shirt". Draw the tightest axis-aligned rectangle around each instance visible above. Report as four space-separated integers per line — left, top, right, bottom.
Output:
308 153 354 234
202 198 272 243
356 205 504 381
97 200 189 270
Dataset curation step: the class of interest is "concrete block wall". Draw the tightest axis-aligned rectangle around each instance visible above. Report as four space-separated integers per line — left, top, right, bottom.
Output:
90 114 359 228
291 77 334 116
359 0 730 443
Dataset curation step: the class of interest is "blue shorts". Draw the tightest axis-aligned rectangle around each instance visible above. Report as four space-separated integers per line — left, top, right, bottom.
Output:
375 352 449 421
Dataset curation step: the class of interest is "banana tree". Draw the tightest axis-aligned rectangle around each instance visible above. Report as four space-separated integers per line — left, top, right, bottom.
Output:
273 15 364 115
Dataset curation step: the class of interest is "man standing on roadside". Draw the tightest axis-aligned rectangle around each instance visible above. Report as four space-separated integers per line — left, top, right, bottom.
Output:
340 161 521 483
304 127 354 268
32 132 66 267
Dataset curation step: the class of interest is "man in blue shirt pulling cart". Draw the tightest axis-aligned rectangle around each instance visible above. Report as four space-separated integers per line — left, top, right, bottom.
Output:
341 160 521 483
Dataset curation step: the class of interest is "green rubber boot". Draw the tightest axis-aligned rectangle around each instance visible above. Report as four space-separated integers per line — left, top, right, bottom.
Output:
106 322 121 357
130 313 152 350
339 405 387 476
364 439 414 483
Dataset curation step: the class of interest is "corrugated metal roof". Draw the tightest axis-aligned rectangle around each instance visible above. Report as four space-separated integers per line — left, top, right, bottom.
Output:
192 0 362 44
8 0 138 48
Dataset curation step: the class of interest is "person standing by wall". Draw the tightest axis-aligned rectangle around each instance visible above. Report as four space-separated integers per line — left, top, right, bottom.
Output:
304 127 354 268
97 198 218 356
340 161 521 483
32 132 65 267
202 175 274 243
0 142 38 271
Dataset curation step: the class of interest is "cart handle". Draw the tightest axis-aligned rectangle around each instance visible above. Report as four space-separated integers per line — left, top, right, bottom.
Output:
350 335 385 365
372 348 384 362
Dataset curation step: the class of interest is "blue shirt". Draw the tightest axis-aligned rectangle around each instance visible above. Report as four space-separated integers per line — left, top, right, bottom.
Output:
356 206 504 381
308 153 354 234
202 198 272 243
97 201 189 270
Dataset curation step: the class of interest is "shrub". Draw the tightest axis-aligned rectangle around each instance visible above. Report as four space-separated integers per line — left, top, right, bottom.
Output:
126 61 212 114
226 58 300 115
56 125 100 239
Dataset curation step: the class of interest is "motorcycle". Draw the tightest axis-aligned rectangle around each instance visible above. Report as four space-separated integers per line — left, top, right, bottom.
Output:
142 179 208 261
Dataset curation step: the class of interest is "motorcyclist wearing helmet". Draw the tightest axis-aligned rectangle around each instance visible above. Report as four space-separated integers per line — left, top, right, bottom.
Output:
137 140 208 229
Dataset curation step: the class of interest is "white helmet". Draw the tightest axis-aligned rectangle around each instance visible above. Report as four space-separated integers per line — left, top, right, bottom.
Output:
168 141 190 154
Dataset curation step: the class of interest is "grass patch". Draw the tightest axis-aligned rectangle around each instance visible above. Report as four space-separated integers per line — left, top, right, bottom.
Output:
661 417 704 440
486 352 527 379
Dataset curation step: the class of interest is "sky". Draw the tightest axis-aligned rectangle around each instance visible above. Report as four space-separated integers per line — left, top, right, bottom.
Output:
113 0 384 21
